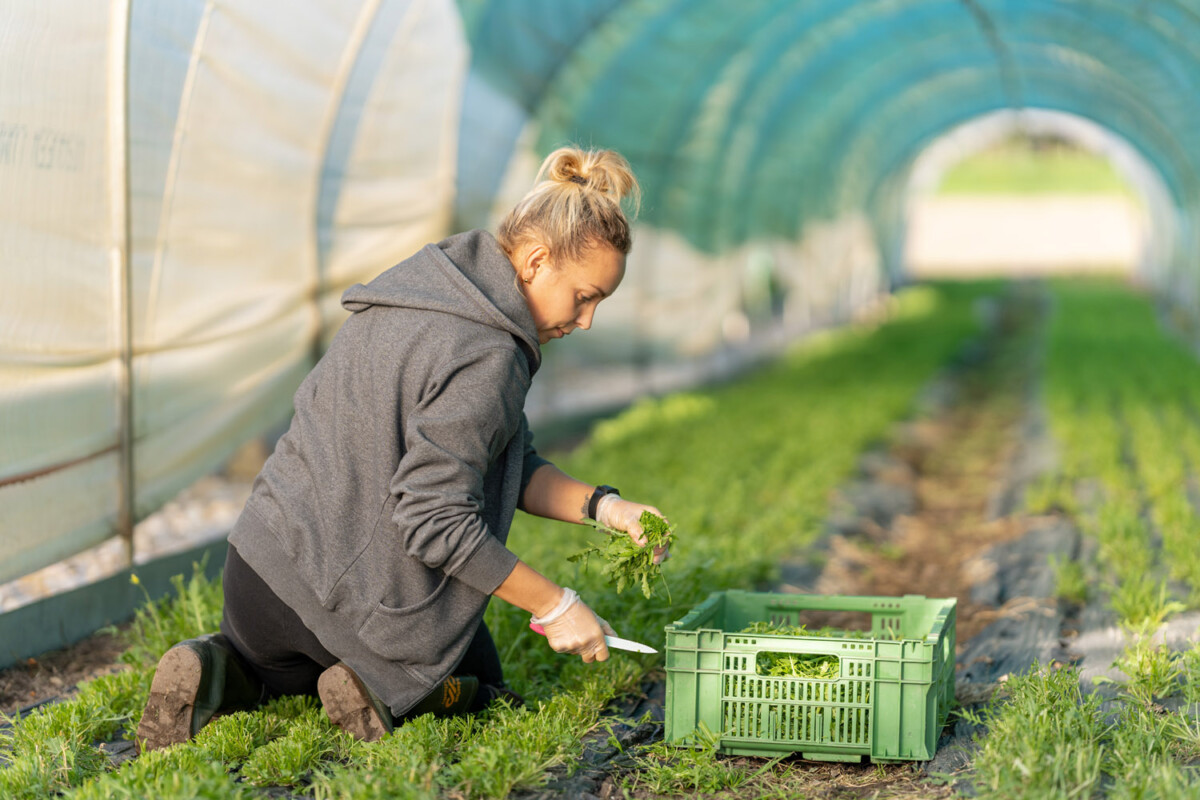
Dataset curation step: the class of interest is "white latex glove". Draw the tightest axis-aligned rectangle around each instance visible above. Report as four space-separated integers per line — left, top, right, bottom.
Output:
595 495 671 564
531 588 614 663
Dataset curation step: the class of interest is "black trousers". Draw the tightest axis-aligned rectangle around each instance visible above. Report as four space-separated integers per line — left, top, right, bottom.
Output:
219 544 504 702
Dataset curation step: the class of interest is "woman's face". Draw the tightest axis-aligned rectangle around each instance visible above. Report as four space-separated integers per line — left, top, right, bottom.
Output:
518 242 626 344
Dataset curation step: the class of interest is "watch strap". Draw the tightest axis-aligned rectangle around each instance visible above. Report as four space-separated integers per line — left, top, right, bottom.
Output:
587 485 620 520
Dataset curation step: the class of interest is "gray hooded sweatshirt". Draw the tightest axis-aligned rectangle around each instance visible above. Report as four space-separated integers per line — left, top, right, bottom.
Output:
228 229 549 716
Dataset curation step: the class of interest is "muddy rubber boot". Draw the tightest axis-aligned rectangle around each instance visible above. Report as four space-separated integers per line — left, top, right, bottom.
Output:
407 673 480 718
317 662 395 742
136 632 264 751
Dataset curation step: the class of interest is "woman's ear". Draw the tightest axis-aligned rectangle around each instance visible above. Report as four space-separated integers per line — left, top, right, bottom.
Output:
522 243 551 284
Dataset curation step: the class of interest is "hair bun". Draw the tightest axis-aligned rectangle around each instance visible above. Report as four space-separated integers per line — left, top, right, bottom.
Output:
497 145 641 263
537 146 640 213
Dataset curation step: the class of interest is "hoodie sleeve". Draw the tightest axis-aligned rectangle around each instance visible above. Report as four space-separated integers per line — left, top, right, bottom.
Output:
390 346 525 595
518 416 551 511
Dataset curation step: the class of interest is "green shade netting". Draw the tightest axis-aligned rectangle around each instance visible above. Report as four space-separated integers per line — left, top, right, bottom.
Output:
460 0 1200 256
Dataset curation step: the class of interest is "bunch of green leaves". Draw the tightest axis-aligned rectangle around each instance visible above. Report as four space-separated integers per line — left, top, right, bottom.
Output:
755 651 840 680
738 621 896 680
568 510 673 599
739 620 901 641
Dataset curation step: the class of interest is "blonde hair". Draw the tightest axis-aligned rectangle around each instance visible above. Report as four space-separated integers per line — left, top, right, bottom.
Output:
497 146 641 264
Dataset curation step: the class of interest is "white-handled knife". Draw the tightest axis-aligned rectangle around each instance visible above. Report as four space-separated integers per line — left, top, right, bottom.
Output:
529 622 658 654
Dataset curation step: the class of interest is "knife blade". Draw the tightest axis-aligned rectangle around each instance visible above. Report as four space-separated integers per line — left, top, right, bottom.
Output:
529 622 658 654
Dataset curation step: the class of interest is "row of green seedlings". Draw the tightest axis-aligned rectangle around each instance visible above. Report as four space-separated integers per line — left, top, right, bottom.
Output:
1030 282 1198 584
983 279 1200 798
965 661 1200 800
0 283 989 800
1032 280 1199 671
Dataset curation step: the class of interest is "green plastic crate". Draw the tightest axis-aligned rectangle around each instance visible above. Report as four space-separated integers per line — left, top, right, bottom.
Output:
664 591 956 762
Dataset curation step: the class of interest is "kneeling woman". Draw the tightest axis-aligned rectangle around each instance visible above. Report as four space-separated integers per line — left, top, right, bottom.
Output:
138 146 667 748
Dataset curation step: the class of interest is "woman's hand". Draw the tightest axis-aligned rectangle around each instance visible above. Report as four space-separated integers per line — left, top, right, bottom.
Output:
596 496 671 564
532 588 612 663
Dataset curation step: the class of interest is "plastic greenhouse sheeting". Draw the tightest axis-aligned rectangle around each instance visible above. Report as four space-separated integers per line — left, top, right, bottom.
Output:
3 0 1200 588
0 0 466 585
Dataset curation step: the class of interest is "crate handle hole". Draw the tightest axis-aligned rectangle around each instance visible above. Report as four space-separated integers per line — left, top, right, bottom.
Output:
756 651 840 680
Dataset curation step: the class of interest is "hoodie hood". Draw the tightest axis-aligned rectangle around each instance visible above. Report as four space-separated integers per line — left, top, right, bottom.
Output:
342 230 541 374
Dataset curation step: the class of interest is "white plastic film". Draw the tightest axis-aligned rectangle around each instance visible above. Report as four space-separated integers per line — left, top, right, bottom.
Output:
0 2 124 582
318 0 466 344
0 0 466 585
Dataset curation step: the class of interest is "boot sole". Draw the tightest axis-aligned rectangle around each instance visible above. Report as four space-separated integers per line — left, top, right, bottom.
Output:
318 663 391 742
137 646 203 751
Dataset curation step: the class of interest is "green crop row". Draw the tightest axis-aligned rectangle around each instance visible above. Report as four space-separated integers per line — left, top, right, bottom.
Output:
975 279 1200 797
0 282 989 799
1030 279 1200 612
966 663 1200 800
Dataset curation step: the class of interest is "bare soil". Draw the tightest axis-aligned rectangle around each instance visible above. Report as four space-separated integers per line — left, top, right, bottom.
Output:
813 332 1037 644
0 624 131 717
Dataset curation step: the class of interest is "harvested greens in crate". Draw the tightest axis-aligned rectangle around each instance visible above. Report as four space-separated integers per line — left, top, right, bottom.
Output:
664 591 956 762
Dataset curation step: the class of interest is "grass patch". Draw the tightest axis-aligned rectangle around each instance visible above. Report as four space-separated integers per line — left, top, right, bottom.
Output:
622 724 761 796
964 665 1108 799
1103 703 1200 800
0 669 152 799
240 706 357 787
1184 645 1200 705
937 139 1131 196
1049 554 1089 605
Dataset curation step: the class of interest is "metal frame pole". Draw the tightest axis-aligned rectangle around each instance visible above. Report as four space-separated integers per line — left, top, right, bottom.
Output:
110 0 135 565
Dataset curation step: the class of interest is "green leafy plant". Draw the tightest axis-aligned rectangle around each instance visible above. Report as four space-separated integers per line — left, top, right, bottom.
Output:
1109 575 1186 637
1182 644 1200 704
569 510 674 599
1049 554 1089 605
240 707 355 787
1097 638 1184 707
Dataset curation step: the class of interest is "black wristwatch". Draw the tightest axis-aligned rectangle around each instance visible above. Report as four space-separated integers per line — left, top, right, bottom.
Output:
587 485 621 520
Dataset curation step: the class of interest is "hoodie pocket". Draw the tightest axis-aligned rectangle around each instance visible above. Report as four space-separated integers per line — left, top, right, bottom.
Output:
357 573 464 665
